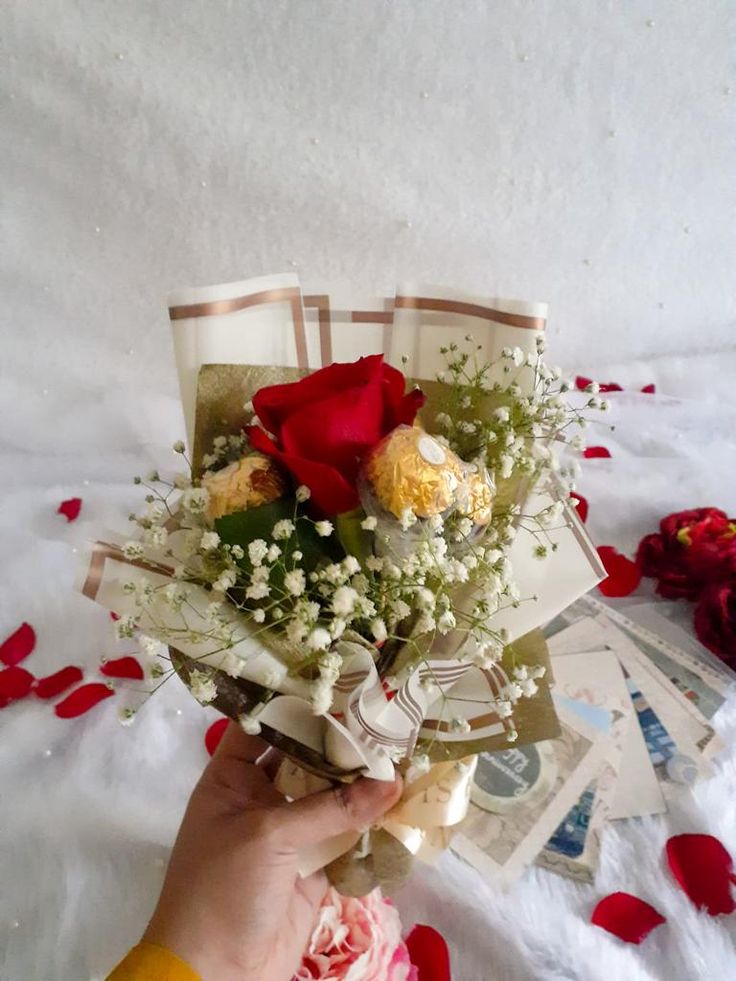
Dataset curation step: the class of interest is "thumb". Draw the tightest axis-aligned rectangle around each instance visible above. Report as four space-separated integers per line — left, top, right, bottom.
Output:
274 774 403 850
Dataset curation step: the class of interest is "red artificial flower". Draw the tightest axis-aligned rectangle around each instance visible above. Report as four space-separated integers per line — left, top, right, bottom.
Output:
583 446 612 459
575 376 623 393
58 497 82 522
0 666 36 708
570 492 589 524
597 546 642 597
35 665 84 699
636 507 736 600
100 656 145 680
109 612 120 622
693 581 736 671
666 834 736 915
247 355 425 514
641 383 656 394
54 683 114 718
591 892 666 944
405 924 451 981
204 717 230 756
0 622 36 666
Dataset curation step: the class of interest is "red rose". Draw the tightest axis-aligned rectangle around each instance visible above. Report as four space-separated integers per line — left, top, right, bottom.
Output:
636 508 736 600
694 581 736 670
246 355 425 514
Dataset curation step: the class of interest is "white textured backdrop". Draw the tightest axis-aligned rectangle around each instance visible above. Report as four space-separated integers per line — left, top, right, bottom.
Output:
3 0 736 404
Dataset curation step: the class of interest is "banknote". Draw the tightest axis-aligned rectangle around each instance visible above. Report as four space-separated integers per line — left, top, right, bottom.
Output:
451 698 610 887
547 618 713 801
536 691 627 881
545 649 663 821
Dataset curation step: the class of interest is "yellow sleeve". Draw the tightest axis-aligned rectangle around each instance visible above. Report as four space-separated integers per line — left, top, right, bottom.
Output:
107 942 201 981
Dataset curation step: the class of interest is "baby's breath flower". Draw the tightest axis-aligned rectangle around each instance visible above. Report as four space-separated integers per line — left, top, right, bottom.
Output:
399 508 417 531
450 717 471 734
248 539 268 565
307 627 332 652
173 473 191 489
295 485 311 502
315 520 333 537
239 711 262 735
371 618 388 643
214 570 237 593
115 615 137 639
173 440 186 454
199 531 221 551
122 541 144 559
118 707 136 727
332 585 358 617
181 487 209 514
273 519 295 541
342 556 361 576
189 669 217 705
361 515 378 531
284 569 306 597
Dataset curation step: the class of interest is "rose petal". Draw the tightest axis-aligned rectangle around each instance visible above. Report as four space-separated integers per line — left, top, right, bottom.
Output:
666 834 736 915
575 376 623 393
34 665 84 699
100 656 145 680
597 546 642 597
204 717 230 756
58 497 82 522
570 492 589 523
405 924 451 981
54 683 114 718
248 426 360 514
641 383 656 394
0 622 36 666
591 892 666 944
583 446 612 459
0 666 36 708
109 612 120 622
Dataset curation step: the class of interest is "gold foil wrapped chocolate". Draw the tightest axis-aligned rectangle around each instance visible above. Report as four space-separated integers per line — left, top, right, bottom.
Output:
365 425 464 518
458 470 494 526
202 454 285 520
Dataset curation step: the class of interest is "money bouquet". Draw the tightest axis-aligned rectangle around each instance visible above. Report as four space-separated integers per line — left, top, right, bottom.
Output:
79 276 604 894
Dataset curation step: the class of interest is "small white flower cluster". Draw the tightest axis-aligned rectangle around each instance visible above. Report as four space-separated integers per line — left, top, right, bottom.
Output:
201 432 248 471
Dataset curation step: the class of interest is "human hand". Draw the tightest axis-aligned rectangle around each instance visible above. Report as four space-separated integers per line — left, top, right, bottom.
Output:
143 722 403 981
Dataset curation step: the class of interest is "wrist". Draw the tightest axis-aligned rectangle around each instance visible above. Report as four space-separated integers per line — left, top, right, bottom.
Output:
143 915 253 981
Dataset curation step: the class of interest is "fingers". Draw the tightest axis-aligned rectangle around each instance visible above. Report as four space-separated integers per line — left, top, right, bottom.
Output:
214 721 269 764
271 774 403 850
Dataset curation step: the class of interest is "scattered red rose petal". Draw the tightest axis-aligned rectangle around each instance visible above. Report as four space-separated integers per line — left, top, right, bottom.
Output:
0 622 36 666
641 383 656 394
583 446 612 459
575 376 623 393
109 612 120 622
570 492 589 523
0 666 36 708
57 497 82 522
405 925 451 981
666 834 736 915
204 717 230 756
100 656 145 680
591 892 666 944
597 546 642 597
54 683 114 718
35 666 84 700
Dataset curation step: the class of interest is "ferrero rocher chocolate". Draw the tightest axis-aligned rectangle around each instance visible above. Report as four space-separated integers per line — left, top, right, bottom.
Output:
202 454 285 520
365 425 464 518
459 470 494 526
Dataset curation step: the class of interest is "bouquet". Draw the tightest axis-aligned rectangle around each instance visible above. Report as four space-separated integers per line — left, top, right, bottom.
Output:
79 276 605 895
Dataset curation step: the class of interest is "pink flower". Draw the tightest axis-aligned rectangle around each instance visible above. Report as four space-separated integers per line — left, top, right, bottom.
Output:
294 887 418 981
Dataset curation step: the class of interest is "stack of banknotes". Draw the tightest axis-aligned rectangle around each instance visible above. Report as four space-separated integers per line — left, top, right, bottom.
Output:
451 596 734 885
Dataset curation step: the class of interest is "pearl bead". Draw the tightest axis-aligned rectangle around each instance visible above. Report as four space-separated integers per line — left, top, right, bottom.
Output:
420 91 429 99
42 388 49 396
310 137 320 145
175 708 183 716
116 53 125 60
646 19 655 27
94 226 101 233
83 479 90 486
403 219 412 229
519 54 529 62
200 180 207 188
289 259 298 267
10 920 20 929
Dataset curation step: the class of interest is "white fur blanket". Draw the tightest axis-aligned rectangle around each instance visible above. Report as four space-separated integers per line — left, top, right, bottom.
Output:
1 375 735 981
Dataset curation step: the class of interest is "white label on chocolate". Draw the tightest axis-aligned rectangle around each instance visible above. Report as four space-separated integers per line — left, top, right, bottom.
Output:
418 435 446 466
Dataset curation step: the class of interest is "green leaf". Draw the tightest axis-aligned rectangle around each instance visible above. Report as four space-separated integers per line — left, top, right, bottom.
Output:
335 508 374 565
